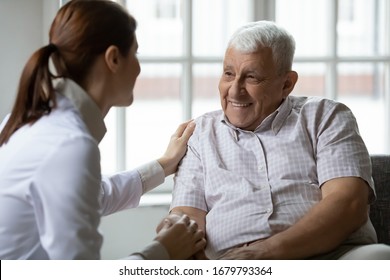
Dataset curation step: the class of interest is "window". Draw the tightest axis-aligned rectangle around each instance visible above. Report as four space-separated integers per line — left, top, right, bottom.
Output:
100 0 390 194
275 0 390 154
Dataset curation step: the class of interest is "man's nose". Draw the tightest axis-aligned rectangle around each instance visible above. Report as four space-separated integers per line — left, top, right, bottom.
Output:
228 79 245 97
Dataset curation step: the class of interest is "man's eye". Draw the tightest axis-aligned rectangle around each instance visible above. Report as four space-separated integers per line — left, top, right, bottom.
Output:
246 75 259 82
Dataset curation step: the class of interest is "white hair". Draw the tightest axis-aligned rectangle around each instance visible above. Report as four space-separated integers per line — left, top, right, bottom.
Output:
228 21 296 74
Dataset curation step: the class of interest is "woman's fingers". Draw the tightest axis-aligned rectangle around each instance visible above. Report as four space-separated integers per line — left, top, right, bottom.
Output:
171 120 196 144
155 214 206 259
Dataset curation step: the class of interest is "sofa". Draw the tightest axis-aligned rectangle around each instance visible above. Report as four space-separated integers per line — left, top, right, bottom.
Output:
369 155 390 245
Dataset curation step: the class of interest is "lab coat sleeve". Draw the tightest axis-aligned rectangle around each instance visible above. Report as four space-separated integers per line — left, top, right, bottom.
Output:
100 160 165 216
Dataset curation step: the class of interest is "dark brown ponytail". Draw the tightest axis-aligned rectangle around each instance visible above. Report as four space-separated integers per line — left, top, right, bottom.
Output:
0 44 57 146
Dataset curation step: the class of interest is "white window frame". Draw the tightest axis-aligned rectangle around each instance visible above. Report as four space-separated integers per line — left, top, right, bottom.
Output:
115 0 390 175
63 0 390 177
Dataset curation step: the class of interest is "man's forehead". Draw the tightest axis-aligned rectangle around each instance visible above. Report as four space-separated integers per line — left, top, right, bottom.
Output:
223 47 274 68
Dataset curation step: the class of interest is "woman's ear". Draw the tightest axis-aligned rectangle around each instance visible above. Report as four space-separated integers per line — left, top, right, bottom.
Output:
282 70 298 98
104 45 120 73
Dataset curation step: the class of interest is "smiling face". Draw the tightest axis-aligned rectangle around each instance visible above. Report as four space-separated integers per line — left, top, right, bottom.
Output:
218 47 296 131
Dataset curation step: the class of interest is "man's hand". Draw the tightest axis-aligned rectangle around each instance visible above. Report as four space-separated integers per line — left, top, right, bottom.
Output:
218 240 269 260
156 212 182 233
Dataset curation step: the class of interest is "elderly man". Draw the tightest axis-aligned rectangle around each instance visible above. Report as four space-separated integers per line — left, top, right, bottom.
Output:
166 21 390 259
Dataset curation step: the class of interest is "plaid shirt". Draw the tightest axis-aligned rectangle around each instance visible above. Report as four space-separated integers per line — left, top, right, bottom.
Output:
171 96 377 259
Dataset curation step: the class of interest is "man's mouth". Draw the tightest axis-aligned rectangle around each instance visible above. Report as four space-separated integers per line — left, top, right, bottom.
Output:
230 101 251 107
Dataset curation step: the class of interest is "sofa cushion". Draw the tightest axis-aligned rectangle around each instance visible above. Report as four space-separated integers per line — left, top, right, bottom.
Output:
370 155 390 245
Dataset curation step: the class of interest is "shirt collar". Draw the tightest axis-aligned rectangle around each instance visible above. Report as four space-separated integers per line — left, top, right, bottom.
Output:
55 79 107 143
271 96 293 134
220 96 293 136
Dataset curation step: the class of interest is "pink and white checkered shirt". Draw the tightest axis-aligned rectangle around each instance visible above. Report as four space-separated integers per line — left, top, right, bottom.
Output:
171 96 377 259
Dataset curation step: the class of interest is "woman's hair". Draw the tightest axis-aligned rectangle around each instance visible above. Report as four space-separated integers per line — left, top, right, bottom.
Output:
0 0 137 146
228 20 295 75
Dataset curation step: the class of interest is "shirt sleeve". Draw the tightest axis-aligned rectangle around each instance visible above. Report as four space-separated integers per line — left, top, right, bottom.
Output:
100 160 165 216
170 126 207 212
315 100 375 201
123 241 170 260
33 135 103 259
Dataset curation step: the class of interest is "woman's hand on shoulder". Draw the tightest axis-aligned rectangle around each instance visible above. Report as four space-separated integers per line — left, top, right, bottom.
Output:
157 120 196 176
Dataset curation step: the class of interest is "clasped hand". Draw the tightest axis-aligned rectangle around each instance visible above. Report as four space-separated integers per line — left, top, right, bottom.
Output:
155 213 206 259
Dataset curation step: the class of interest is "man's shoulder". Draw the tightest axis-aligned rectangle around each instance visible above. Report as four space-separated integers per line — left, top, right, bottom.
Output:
194 109 223 125
290 95 338 106
189 110 226 141
290 95 345 114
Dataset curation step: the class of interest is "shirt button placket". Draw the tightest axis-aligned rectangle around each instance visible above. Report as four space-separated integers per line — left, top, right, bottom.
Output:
252 133 268 188
254 133 273 218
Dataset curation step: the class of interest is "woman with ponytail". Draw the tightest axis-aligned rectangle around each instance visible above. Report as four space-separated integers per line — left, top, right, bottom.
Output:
0 0 205 259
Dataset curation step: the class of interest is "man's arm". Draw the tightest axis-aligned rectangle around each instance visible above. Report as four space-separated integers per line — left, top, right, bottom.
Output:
220 176 370 259
156 207 207 234
170 206 207 232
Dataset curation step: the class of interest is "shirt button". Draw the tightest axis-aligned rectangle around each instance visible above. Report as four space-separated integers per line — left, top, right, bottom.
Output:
258 165 264 171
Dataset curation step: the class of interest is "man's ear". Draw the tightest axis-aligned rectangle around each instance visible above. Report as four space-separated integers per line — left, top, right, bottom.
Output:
104 45 120 73
282 70 298 98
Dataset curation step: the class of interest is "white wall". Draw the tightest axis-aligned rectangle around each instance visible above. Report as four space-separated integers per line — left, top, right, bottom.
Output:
0 0 59 121
0 0 166 259
0 0 41 120
100 206 169 259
